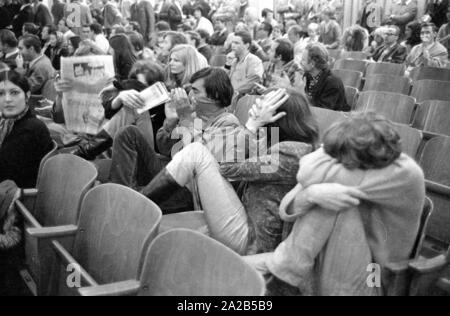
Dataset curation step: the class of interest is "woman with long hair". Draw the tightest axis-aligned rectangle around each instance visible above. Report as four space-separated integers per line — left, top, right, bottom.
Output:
109 33 138 80
402 21 422 54
139 89 319 256
0 69 52 188
165 44 208 89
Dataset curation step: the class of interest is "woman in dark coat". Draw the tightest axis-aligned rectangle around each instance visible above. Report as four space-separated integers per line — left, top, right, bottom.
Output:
0 69 53 188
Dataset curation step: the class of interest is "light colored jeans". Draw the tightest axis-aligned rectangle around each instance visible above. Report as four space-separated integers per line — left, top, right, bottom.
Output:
166 142 249 255
103 107 154 149
246 207 380 296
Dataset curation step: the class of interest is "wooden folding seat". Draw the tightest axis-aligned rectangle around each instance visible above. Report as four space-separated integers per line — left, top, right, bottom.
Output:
392 123 423 159
210 54 227 67
15 154 98 295
366 62 406 77
310 106 349 141
47 184 162 296
341 51 369 60
332 69 363 88
410 67 450 82
418 136 450 256
411 79 450 103
412 100 450 137
327 49 342 66
37 140 58 183
234 95 259 125
333 58 368 74
79 229 266 296
344 86 359 110
363 74 412 95
355 91 416 125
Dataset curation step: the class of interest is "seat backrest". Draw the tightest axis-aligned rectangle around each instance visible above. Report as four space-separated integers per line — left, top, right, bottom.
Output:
72 184 162 285
37 140 58 181
210 54 227 67
34 154 98 227
234 95 258 125
138 229 265 296
341 51 369 60
366 62 406 77
411 197 434 259
419 136 450 247
411 79 450 103
410 67 450 82
393 123 423 159
344 86 359 110
355 91 417 125
363 74 411 95
327 49 342 62
334 59 368 73
332 69 363 88
412 100 450 137
310 106 349 141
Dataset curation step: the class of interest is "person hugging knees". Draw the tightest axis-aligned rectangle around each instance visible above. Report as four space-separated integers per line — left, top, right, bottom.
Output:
244 112 426 296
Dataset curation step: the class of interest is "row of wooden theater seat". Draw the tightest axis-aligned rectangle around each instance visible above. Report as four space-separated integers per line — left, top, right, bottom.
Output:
15 154 264 296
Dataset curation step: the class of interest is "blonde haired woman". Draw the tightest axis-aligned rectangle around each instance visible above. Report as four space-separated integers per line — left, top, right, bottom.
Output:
165 44 209 90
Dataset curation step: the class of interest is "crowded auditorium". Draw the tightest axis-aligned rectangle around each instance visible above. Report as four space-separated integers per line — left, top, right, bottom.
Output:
0 0 449 298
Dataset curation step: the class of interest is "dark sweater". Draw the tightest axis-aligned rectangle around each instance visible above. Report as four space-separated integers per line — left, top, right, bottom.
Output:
304 69 350 112
0 110 52 188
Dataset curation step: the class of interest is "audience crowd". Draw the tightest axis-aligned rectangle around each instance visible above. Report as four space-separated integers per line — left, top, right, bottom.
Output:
0 0 449 296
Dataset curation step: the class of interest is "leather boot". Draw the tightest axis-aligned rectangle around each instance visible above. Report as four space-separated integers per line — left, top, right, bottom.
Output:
72 130 113 161
140 168 182 205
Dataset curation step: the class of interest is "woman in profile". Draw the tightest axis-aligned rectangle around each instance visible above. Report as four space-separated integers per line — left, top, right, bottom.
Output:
109 33 138 81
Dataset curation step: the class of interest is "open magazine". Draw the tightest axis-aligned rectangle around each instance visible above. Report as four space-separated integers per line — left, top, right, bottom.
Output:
137 82 171 115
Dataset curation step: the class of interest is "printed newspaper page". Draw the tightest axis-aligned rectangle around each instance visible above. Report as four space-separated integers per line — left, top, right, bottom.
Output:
61 55 115 135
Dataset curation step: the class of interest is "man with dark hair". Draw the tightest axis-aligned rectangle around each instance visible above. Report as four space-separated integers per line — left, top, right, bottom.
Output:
0 30 19 69
155 21 171 32
22 22 39 36
194 5 214 36
229 31 264 95
210 14 229 47
262 38 301 89
197 29 212 62
109 67 246 213
372 25 407 63
253 22 273 62
16 34 55 95
90 22 110 53
301 43 349 111
406 22 448 68
262 8 278 27
186 30 201 48
130 0 155 43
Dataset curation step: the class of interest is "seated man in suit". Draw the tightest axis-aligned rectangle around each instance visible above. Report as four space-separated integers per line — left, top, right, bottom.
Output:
16 34 55 95
0 30 20 70
372 25 407 64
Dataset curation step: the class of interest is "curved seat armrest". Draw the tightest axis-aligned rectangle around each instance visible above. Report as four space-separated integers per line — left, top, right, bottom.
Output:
409 254 447 274
27 225 78 239
78 280 141 297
